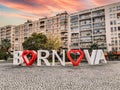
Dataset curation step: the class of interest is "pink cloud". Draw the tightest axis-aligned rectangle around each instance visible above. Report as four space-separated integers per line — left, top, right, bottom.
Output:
0 0 119 20
0 11 33 20
0 0 88 17
92 0 119 6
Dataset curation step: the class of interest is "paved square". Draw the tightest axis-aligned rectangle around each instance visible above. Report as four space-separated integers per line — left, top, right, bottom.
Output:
0 61 120 90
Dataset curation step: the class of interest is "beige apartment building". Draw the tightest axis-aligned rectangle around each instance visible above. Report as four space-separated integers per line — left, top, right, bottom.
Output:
45 12 68 49
14 12 69 51
0 25 15 52
14 18 46 51
69 2 120 52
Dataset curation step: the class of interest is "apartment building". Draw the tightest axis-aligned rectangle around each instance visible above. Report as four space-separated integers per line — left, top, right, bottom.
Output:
0 25 15 52
14 18 47 51
69 2 120 52
105 2 120 52
46 12 68 49
14 12 68 51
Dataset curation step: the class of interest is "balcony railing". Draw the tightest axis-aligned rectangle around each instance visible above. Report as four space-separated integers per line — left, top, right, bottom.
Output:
80 39 92 42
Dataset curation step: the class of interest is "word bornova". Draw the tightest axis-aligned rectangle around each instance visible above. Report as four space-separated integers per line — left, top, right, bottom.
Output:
13 50 107 66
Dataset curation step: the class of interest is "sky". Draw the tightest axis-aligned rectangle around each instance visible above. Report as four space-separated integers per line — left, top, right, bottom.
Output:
0 0 119 27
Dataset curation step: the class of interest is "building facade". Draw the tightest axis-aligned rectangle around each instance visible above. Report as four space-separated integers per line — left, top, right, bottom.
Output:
105 2 120 52
14 18 46 51
69 2 120 52
46 12 69 49
14 12 69 51
0 25 15 52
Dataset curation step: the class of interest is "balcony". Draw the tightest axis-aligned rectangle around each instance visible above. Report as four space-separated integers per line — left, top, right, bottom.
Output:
80 39 92 43
80 29 92 32
92 11 105 17
61 34 68 38
70 15 78 22
61 30 67 33
79 13 91 20
80 23 91 26
71 36 79 39
61 37 68 41
40 21 45 24
71 22 79 27
40 26 45 29
70 45 79 49
71 39 79 43
80 33 92 37
93 32 106 36
93 21 105 24
80 45 91 49
93 38 106 42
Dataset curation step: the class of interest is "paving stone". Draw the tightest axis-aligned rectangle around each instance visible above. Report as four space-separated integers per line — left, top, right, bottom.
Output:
0 61 120 90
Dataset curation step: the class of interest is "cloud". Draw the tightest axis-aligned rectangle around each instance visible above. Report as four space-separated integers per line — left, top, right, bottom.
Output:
0 0 89 17
0 0 119 26
0 11 34 20
92 0 119 6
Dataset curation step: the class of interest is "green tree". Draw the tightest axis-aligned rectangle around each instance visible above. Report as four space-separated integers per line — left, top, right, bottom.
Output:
0 39 11 60
107 51 114 60
45 35 62 51
0 39 11 52
22 33 47 51
90 43 99 50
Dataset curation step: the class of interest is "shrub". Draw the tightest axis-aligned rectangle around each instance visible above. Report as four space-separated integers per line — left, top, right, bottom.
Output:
0 51 10 61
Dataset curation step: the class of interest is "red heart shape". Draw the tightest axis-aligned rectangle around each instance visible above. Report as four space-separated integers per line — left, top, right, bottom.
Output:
67 50 84 66
22 50 37 66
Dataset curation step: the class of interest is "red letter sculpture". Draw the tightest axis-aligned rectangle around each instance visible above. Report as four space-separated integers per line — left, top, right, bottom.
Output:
22 50 37 66
67 50 84 66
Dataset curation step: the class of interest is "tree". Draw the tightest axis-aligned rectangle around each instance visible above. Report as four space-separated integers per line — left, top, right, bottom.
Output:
0 39 11 52
23 33 62 51
0 39 11 60
107 51 114 60
45 35 62 51
0 51 8 60
22 33 47 51
90 43 99 50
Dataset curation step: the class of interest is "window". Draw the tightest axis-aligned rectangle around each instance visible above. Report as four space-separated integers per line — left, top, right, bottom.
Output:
15 38 18 40
81 25 91 30
112 48 114 51
110 14 116 18
61 26 66 30
115 40 117 44
111 27 113 32
118 27 120 30
117 6 120 11
110 21 113 25
71 27 79 31
109 8 112 12
117 13 120 19
110 20 116 25
114 27 117 31
60 15 66 20
71 15 78 22
93 23 105 28
71 22 78 26
114 20 116 25
117 20 120 24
